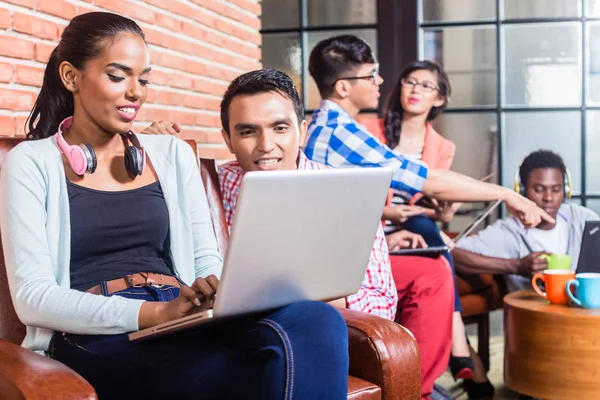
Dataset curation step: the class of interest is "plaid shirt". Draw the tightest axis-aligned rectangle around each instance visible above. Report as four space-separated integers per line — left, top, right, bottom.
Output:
218 152 398 320
305 100 429 197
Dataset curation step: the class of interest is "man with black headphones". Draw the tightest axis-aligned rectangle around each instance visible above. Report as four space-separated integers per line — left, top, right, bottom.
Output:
453 150 599 292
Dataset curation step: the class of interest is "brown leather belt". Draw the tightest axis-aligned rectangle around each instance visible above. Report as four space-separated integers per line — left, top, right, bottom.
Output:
86 272 181 296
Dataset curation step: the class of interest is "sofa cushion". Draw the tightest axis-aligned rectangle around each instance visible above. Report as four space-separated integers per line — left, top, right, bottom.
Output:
347 376 381 400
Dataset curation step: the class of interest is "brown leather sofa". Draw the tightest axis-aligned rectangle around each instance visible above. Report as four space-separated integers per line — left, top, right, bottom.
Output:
0 138 422 400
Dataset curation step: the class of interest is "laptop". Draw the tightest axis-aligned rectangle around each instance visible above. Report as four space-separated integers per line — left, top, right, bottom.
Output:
388 198 503 257
129 167 393 342
575 221 600 274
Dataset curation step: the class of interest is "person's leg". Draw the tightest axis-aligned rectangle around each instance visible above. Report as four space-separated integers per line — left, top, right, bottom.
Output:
403 215 474 378
403 215 462 313
391 254 454 400
224 300 349 400
51 287 348 400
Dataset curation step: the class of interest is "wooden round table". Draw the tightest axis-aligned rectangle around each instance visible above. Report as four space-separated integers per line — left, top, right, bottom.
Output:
504 290 600 399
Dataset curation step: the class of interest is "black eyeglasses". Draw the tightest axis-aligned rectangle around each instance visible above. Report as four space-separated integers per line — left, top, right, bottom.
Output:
401 78 438 93
337 68 380 85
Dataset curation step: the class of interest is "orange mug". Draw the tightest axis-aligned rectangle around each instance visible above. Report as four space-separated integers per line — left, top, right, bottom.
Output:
532 270 576 305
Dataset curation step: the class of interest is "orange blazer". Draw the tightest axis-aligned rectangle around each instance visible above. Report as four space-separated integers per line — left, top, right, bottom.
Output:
358 117 456 209
358 117 456 170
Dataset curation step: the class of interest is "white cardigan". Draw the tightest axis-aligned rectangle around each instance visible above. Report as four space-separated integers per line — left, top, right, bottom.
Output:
0 134 223 353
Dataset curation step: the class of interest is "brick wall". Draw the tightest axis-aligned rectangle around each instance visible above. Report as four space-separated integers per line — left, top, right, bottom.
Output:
0 0 262 160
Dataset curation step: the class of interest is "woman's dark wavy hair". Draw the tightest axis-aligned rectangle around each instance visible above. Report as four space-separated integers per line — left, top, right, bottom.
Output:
383 60 451 149
26 12 145 140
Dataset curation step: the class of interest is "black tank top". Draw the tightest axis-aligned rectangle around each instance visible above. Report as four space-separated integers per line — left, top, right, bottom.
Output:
67 180 174 292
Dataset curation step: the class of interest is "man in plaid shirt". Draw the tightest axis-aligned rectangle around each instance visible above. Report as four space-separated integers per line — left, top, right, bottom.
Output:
306 35 554 400
217 68 398 320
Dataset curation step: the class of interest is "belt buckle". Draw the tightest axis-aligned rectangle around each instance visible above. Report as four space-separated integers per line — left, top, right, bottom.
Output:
126 273 157 288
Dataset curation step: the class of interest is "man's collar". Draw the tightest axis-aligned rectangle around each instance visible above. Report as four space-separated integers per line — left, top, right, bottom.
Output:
296 150 309 169
320 99 352 118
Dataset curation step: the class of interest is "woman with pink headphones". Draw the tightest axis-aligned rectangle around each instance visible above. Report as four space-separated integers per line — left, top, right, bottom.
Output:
0 12 348 399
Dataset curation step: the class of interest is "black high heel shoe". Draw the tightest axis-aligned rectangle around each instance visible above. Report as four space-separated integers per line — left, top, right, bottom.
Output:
449 354 474 380
463 379 495 400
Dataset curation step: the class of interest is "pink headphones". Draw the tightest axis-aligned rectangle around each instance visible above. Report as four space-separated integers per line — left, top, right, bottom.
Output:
56 116 146 177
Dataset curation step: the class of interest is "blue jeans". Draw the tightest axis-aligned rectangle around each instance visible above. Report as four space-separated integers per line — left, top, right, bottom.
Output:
50 285 349 400
402 215 462 313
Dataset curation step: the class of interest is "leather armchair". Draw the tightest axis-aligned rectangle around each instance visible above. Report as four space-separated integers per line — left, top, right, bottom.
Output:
0 138 421 400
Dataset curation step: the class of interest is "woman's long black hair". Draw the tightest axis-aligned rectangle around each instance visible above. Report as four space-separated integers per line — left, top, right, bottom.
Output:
382 60 451 149
26 12 145 140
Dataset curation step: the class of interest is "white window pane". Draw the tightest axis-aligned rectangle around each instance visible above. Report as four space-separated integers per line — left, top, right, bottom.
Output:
502 23 582 107
261 0 300 29
421 0 496 23
423 27 497 107
586 112 600 194
307 0 377 27
262 33 302 96
503 0 581 19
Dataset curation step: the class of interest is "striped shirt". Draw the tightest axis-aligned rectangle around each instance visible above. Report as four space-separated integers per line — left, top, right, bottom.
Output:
305 99 429 200
218 151 398 320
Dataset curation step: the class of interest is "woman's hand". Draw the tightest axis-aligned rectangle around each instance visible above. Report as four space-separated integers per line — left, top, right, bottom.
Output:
386 230 428 251
382 204 427 224
142 120 182 137
431 200 463 223
139 275 219 329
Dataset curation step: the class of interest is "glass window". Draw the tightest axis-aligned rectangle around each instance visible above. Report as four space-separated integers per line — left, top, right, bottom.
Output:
422 27 497 108
502 23 582 107
586 112 600 194
585 199 600 216
261 0 300 30
431 112 498 181
307 0 377 27
261 33 302 95
502 111 582 194
586 0 600 17
305 29 377 110
502 0 581 19
587 23 600 105
421 0 496 23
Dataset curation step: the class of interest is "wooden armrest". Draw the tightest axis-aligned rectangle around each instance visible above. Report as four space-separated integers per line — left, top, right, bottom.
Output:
0 338 97 400
339 308 421 400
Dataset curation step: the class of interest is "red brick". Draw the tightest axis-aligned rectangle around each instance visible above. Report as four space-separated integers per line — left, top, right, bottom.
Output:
142 0 172 9
15 65 44 87
38 1 78 20
169 111 197 126
14 116 28 136
0 8 9 30
182 22 206 42
35 42 56 63
0 89 37 111
126 3 156 24
197 145 234 161
3 0 36 8
0 116 14 136
0 34 35 60
96 0 127 14
0 0 261 144
0 63 13 83
156 13 182 32
13 13 59 40
77 3 96 14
